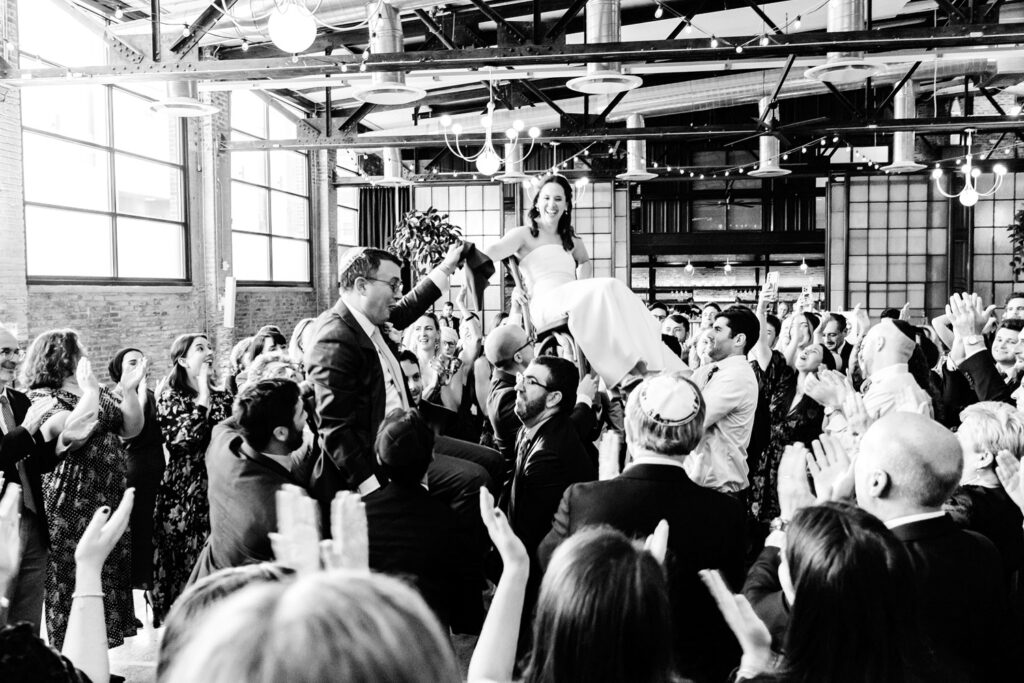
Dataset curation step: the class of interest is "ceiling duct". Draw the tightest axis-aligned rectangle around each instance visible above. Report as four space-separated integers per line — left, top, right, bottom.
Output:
881 81 925 173
747 97 791 178
373 147 412 185
495 143 527 183
354 1 425 105
150 81 219 117
566 0 642 94
804 0 880 84
616 114 657 181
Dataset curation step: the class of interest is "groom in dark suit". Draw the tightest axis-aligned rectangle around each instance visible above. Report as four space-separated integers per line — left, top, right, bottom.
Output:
537 372 744 683
305 245 490 528
0 324 59 633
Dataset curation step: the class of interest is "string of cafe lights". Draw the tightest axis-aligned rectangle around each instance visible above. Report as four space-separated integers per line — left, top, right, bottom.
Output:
650 0 831 52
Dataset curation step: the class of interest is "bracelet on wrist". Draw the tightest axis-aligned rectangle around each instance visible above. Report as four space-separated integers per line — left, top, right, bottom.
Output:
72 592 105 599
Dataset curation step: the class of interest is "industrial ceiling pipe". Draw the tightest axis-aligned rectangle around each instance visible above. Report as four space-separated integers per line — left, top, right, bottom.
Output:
354 1 425 105
805 0 881 83
566 0 642 94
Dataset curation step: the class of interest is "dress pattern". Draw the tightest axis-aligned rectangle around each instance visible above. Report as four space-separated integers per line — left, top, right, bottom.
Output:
30 386 136 650
150 386 232 621
746 370 824 523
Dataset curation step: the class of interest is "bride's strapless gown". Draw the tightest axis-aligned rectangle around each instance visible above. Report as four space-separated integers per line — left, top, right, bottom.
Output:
518 244 685 387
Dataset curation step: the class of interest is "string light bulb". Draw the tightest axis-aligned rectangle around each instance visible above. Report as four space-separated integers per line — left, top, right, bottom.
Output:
794 15 802 28
114 7 124 19
710 35 719 48
736 45 744 54
241 39 250 52
759 34 769 46
654 4 664 18
684 21 693 33
800 258 808 273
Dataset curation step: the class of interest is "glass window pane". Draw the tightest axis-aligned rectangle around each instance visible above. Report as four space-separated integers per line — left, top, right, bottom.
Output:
24 133 110 211
25 205 112 277
21 82 108 144
115 155 184 221
231 143 267 184
116 218 185 279
231 91 267 138
231 182 269 233
270 192 309 238
233 233 270 281
338 208 358 245
269 150 308 194
19 0 107 66
269 107 299 139
692 203 726 231
112 90 182 163
271 237 310 282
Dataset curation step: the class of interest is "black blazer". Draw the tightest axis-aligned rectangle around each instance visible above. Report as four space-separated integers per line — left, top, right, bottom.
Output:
743 546 788 651
959 351 1018 405
0 388 58 547
190 420 316 583
304 277 441 498
366 480 483 634
537 463 745 683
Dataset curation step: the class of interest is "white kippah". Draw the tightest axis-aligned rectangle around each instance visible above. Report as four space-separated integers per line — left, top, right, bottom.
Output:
636 373 702 425
339 247 368 278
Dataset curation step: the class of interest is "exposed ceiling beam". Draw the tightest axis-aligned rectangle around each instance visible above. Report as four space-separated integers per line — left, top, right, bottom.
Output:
9 23 1023 84
171 0 241 57
543 0 589 41
227 116 1024 151
758 53 794 126
872 62 921 117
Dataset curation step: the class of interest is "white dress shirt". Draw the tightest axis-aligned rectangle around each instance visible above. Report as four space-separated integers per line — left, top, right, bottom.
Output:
348 305 408 419
683 354 758 493
863 363 933 419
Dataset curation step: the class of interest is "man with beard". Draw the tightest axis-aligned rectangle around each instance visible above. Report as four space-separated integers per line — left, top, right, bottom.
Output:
189 378 318 581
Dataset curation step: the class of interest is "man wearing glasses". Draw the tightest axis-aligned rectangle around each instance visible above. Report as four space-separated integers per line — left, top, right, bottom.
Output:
0 324 58 633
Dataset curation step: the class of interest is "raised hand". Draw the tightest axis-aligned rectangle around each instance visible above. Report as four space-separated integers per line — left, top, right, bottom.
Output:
120 356 148 393
0 482 22 589
61 406 100 449
320 491 369 573
441 240 465 273
577 373 599 404
75 488 134 573
699 569 773 674
842 389 873 437
75 358 100 394
23 396 57 435
777 443 815 519
804 370 848 410
995 451 1024 514
899 302 911 322
947 292 992 340
644 519 669 566
270 484 321 574
598 430 622 481
807 434 854 502
479 487 528 572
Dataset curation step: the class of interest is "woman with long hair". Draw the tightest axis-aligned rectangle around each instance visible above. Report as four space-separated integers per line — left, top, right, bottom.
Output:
151 333 233 622
21 329 145 649
704 502 935 683
485 175 685 388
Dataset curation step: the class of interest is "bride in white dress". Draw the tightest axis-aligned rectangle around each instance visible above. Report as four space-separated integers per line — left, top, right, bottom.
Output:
485 175 686 388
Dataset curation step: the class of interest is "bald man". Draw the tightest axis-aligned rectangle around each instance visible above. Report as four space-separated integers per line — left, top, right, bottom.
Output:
857 318 933 419
855 413 1011 681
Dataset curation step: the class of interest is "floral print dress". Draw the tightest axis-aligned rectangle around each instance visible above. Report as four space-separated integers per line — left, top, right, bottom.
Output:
150 386 232 621
29 386 137 650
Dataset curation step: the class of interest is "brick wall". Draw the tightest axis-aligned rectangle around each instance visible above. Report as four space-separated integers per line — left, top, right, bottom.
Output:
235 288 321 344
0 0 27 338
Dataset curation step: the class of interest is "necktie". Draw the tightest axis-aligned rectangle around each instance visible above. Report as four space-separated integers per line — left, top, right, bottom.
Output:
509 429 532 516
371 327 410 411
701 364 719 388
0 392 37 514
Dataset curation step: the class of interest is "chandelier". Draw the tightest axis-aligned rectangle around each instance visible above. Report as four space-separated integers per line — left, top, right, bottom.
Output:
931 130 1007 207
438 74 541 176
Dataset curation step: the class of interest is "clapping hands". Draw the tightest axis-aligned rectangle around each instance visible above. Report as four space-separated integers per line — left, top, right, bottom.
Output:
699 569 772 675
479 487 528 573
807 434 855 502
804 369 849 410
598 430 622 481
321 491 369 573
270 484 322 574
75 488 134 573
777 444 815 519
75 358 100 394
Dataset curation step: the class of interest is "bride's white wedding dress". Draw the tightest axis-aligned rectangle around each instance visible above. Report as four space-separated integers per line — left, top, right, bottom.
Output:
518 243 685 387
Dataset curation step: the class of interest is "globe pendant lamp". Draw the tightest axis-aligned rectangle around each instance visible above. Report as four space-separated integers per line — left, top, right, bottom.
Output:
268 1 317 55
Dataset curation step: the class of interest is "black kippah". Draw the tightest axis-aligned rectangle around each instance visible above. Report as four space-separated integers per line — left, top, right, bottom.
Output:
890 319 918 342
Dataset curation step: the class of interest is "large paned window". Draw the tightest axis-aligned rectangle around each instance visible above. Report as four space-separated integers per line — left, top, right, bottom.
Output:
336 149 359 265
973 173 1024 307
230 91 311 284
19 0 187 281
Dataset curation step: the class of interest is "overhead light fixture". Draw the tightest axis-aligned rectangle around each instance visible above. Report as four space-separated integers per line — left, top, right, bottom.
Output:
800 258 809 273
567 0 642 94
685 260 694 273
723 259 733 273
373 147 412 186
931 129 1006 207
804 0 878 84
150 81 219 117
267 0 317 55
881 81 925 173
353 1 424 105
748 97 791 178
616 113 657 182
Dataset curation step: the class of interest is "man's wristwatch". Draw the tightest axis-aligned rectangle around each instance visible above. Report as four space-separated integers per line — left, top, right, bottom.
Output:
964 335 983 346
769 517 790 533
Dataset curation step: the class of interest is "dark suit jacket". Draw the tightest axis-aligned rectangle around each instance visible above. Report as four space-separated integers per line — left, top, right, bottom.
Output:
506 412 596 562
960 351 1018 405
0 388 58 547
366 481 483 634
743 546 788 651
304 277 441 498
190 420 316 583
538 463 745 683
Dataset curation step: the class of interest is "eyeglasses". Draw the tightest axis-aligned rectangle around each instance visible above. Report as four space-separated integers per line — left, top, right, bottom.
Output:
512 340 532 357
364 277 403 294
0 348 23 360
516 371 552 391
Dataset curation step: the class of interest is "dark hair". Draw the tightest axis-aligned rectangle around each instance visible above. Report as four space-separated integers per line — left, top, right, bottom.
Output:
1004 292 1024 306
827 313 848 332
999 318 1024 333
492 311 509 328
528 175 576 252
375 409 434 484
716 307 761 354
666 314 689 333
523 527 674 683
800 311 821 334
880 307 901 320
765 314 781 338
166 333 211 397
234 378 301 451
531 356 579 412
0 622 84 683
107 347 143 384
397 349 419 367
248 325 288 365
816 343 837 372
20 329 82 390
648 301 668 314
781 502 929 683
702 302 722 314
158 563 295 681
339 248 403 291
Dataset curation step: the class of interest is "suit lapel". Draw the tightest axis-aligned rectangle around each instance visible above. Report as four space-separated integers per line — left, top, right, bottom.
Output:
234 437 299 484
334 300 414 407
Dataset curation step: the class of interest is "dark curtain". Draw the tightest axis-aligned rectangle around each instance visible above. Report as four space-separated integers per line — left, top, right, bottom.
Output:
358 186 411 249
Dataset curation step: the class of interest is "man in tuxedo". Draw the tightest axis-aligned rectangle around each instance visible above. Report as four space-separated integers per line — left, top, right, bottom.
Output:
0 324 58 633
304 245 491 531
438 300 460 333
365 408 484 634
505 356 596 575
821 313 852 371
190 378 317 582
538 373 745 683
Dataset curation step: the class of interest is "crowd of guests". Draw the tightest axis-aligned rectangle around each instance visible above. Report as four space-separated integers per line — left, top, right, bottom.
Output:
3 239 1024 682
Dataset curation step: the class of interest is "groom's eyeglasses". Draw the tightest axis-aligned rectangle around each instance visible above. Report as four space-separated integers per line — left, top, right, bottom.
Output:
364 277 403 294
516 372 552 391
